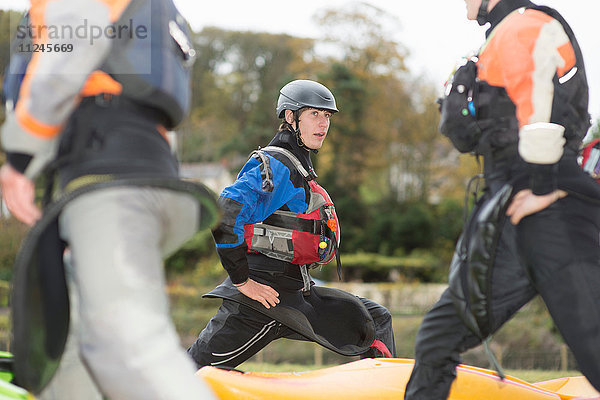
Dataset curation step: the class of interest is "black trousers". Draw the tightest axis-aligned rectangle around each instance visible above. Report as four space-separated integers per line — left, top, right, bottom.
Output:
405 195 600 399
188 295 395 368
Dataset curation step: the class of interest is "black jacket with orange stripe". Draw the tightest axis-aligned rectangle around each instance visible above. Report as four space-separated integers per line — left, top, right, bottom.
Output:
474 0 597 199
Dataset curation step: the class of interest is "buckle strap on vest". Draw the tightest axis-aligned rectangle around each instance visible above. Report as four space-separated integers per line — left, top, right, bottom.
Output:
251 149 274 192
300 264 311 296
263 212 320 233
332 229 342 280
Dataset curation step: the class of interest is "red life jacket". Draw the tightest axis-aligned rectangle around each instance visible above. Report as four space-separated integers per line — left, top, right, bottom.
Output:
243 146 341 270
581 139 600 183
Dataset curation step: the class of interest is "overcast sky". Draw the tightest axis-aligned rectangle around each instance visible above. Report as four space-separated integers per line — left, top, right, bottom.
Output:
4 0 599 120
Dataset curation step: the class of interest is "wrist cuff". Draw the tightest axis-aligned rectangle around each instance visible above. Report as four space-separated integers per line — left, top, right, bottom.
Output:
6 153 33 174
530 163 557 195
215 244 250 286
232 279 249 287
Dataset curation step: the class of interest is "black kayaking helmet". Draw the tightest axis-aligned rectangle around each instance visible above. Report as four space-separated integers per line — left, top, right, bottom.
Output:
477 0 490 25
276 80 339 118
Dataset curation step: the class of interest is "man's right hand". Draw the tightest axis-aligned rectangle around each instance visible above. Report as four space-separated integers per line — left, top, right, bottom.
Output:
0 163 41 226
236 279 280 309
506 188 567 225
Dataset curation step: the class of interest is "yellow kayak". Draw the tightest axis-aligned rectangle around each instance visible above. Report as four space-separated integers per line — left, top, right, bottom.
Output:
197 358 600 400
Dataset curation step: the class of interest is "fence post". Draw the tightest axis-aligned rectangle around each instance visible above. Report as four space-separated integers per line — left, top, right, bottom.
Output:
495 344 503 366
314 344 323 367
560 344 568 371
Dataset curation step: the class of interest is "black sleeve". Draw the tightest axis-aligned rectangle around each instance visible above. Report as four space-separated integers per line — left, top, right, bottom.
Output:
213 243 250 285
528 163 558 195
211 196 250 285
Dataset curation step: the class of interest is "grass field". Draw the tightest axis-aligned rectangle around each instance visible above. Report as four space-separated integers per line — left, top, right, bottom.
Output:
505 369 583 383
237 361 583 384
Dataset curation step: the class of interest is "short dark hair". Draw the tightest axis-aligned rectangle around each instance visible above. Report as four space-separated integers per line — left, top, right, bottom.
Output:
278 121 292 131
277 107 309 131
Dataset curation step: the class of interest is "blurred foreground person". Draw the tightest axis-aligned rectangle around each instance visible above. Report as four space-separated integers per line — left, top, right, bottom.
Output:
0 1 218 398
404 0 600 398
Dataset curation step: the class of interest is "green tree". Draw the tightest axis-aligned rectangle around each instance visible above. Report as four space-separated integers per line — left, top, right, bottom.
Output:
181 28 316 165
0 10 26 77
0 10 27 125
316 3 407 75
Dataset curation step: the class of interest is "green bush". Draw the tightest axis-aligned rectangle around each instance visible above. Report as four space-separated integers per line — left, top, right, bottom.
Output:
0 219 28 282
360 200 433 255
311 251 442 282
165 229 217 276
433 198 464 244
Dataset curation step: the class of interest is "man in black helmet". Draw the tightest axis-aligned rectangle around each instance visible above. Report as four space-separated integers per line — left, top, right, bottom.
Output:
187 79 396 368
404 0 600 399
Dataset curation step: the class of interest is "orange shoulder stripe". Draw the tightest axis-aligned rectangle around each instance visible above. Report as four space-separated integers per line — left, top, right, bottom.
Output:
557 42 576 77
16 0 62 138
80 71 123 97
15 102 63 138
15 0 129 138
477 9 574 127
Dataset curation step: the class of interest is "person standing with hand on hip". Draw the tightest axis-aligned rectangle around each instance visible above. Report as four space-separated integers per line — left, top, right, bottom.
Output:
404 0 600 398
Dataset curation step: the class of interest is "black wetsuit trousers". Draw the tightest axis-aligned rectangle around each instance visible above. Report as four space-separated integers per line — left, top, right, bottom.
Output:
187 295 395 368
404 195 600 399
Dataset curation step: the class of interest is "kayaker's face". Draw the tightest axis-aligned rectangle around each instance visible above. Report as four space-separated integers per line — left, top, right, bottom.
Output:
285 108 332 150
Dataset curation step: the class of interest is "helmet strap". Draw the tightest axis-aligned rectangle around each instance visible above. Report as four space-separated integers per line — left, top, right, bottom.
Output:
294 110 300 135
477 0 490 25
293 110 318 153
292 110 305 147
